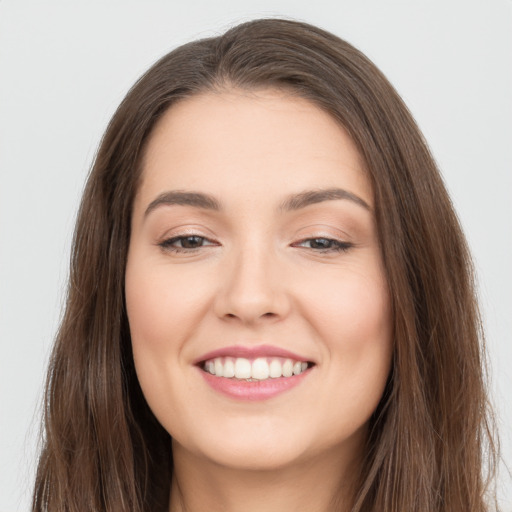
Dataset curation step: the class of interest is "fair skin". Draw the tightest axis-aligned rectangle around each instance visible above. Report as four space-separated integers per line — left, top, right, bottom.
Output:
125 88 392 512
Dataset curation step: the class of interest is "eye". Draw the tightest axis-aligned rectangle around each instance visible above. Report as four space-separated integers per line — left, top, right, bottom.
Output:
293 237 352 253
159 235 218 253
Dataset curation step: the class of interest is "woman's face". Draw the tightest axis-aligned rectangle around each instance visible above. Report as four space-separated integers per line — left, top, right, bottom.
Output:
125 89 392 472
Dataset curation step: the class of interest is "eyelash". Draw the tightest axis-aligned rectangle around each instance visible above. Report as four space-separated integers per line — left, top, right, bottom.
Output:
159 235 352 254
159 235 217 253
292 238 353 253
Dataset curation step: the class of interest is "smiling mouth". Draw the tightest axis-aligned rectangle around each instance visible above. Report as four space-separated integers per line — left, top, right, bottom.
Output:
200 356 315 381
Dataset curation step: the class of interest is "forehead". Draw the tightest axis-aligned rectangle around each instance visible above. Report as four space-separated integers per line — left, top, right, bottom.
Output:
137 88 372 210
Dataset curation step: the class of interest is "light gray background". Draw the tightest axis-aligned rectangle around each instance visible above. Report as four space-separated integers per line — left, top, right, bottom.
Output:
1 1 510 510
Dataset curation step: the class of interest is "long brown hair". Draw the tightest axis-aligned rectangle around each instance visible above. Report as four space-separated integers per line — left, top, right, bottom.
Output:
32 18 497 511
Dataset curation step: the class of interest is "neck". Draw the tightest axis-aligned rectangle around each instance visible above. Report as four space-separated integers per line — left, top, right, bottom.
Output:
168 441 362 512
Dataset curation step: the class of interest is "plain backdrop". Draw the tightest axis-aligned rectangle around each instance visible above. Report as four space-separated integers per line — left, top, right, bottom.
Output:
0 1 511 510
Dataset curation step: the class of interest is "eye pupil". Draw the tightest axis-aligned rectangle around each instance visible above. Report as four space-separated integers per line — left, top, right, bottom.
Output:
310 238 331 249
181 236 203 248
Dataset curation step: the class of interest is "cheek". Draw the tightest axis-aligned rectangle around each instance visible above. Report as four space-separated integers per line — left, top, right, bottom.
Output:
301 261 391 347
125 269 170 350
125 260 211 352
124 258 209 433
299 262 392 417
125 263 171 404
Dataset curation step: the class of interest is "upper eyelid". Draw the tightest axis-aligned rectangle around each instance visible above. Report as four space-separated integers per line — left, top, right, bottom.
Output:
158 230 350 242
159 234 351 251
295 236 348 243
292 237 352 247
161 234 218 245
159 228 216 241
292 232 351 243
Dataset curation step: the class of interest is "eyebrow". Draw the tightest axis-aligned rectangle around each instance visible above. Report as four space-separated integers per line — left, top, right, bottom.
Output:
144 187 371 218
144 190 221 217
279 188 371 212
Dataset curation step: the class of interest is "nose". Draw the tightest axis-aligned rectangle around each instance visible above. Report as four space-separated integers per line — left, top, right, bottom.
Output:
214 243 291 325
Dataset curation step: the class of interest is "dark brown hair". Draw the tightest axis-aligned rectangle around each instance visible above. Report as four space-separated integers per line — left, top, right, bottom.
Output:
32 18 497 512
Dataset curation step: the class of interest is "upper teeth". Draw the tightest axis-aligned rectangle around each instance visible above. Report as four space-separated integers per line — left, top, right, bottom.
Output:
203 357 309 380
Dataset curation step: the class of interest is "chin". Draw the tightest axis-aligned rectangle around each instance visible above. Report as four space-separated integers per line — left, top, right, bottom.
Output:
194 438 309 472
172 414 367 474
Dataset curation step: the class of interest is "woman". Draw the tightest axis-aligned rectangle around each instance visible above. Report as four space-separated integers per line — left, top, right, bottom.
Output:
32 18 497 512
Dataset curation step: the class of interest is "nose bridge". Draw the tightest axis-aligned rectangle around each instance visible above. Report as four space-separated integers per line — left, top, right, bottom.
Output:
216 235 289 323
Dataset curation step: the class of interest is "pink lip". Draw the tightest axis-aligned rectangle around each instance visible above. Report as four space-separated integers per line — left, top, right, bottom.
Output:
193 344 315 401
193 344 313 365
197 366 313 401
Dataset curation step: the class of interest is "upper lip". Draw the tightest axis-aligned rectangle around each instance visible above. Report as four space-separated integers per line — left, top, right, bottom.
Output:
193 344 314 365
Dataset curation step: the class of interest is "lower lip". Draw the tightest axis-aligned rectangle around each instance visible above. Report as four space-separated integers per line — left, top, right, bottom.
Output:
198 367 312 401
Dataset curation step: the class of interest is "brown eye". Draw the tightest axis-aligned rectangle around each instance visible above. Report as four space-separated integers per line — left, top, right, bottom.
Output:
308 238 334 249
294 238 352 253
159 234 218 253
177 236 205 249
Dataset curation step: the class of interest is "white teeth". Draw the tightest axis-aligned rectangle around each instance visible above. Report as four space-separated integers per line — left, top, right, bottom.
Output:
269 359 282 378
282 359 293 377
223 358 235 378
251 358 270 380
234 358 252 379
214 358 223 377
204 356 310 380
